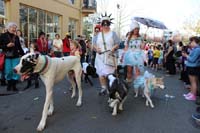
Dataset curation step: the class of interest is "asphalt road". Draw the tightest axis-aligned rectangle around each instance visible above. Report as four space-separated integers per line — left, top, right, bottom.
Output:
0 68 199 133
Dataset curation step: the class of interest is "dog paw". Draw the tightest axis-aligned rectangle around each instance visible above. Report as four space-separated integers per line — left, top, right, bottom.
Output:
119 106 123 111
150 104 155 108
112 112 117 116
37 123 45 132
71 94 75 99
134 95 138 98
108 99 111 103
76 101 82 107
47 110 54 116
109 101 115 108
108 98 114 104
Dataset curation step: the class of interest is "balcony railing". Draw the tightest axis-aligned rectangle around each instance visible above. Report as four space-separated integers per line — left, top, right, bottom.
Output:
82 0 96 16
82 0 96 9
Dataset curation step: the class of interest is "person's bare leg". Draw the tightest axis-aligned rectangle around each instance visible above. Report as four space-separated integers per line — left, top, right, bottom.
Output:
126 65 133 83
189 75 197 95
99 76 107 95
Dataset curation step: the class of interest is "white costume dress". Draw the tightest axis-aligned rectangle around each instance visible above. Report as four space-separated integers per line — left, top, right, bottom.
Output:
94 31 120 76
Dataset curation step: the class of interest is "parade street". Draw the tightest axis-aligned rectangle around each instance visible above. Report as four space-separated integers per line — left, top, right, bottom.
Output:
0 68 199 133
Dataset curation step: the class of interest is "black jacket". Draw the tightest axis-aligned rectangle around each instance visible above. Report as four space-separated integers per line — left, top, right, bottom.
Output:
0 32 24 58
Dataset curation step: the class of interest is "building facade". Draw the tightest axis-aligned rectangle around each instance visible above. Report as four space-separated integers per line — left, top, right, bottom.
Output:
1 0 96 46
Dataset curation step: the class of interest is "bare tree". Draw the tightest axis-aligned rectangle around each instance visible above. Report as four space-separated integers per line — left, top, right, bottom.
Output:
182 4 200 35
182 16 200 35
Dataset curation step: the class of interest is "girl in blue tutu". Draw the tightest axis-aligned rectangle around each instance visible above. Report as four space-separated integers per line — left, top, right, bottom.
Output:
123 20 146 82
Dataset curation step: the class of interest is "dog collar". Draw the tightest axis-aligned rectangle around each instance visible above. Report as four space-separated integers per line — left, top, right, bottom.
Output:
38 56 49 74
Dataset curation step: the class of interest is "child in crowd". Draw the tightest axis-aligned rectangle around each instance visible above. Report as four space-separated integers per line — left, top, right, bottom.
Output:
70 40 81 57
69 40 81 72
147 45 153 67
158 47 164 70
48 49 55 57
68 40 81 90
152 46 160 71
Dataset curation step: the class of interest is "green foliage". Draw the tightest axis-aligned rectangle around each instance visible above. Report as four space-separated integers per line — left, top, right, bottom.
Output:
83 19 93 39
195 20 200 34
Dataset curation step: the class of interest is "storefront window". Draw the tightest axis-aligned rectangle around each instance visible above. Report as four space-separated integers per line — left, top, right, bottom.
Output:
0 1 5 33
19 5 61 45
29 8 37 42
0 0 4 15
46 13 54 38
54 15 59 33
19 5 28 45
38 10 46 34
68 0 75 4
68 19 77 39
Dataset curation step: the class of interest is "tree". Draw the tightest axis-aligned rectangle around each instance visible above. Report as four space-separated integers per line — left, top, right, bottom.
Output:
195 20 200 34
83 18 93 39
182 3 200 36
114 1 131 39
183 17 200 35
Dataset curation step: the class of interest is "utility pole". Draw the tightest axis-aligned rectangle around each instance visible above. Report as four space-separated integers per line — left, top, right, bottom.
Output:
117 3 121 39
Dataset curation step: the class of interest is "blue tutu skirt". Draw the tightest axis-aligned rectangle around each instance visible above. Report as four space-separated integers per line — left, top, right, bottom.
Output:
123 50 145 66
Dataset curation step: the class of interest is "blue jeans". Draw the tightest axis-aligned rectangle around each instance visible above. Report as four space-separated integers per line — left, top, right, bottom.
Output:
4 58 20 80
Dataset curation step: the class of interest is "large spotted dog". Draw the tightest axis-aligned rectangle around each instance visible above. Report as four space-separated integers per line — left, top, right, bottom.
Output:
14 53 83 131
107 74 129 116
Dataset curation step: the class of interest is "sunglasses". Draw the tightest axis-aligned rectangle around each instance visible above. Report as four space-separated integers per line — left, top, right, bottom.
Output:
101 21 111 27
102 23 110 27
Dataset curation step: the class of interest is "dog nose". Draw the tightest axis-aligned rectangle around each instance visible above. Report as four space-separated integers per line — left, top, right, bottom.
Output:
13 69 17 73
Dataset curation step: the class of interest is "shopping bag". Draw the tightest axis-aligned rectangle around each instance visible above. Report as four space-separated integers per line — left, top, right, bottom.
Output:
103 51 116 67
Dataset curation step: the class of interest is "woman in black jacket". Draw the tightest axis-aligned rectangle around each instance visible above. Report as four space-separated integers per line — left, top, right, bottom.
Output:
164 40 176 75
0 22 24 91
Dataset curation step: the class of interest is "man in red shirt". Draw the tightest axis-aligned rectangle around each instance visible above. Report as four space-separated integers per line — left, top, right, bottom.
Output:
62 33 71 56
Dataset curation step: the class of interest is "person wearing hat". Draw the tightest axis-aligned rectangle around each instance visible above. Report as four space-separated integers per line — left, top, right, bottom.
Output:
122 20 146 83
93 13 120 95
91 25 101 66
62 33 71 56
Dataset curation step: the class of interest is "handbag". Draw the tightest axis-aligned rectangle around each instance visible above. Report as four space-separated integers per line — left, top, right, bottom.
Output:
0 52 5 71
102 32 116 67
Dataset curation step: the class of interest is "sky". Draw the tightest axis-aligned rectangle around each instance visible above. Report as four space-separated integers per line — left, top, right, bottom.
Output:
96 0 200 35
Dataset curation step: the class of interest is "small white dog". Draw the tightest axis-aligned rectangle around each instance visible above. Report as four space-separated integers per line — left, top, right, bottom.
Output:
133 71 165 108
14 53 83 131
